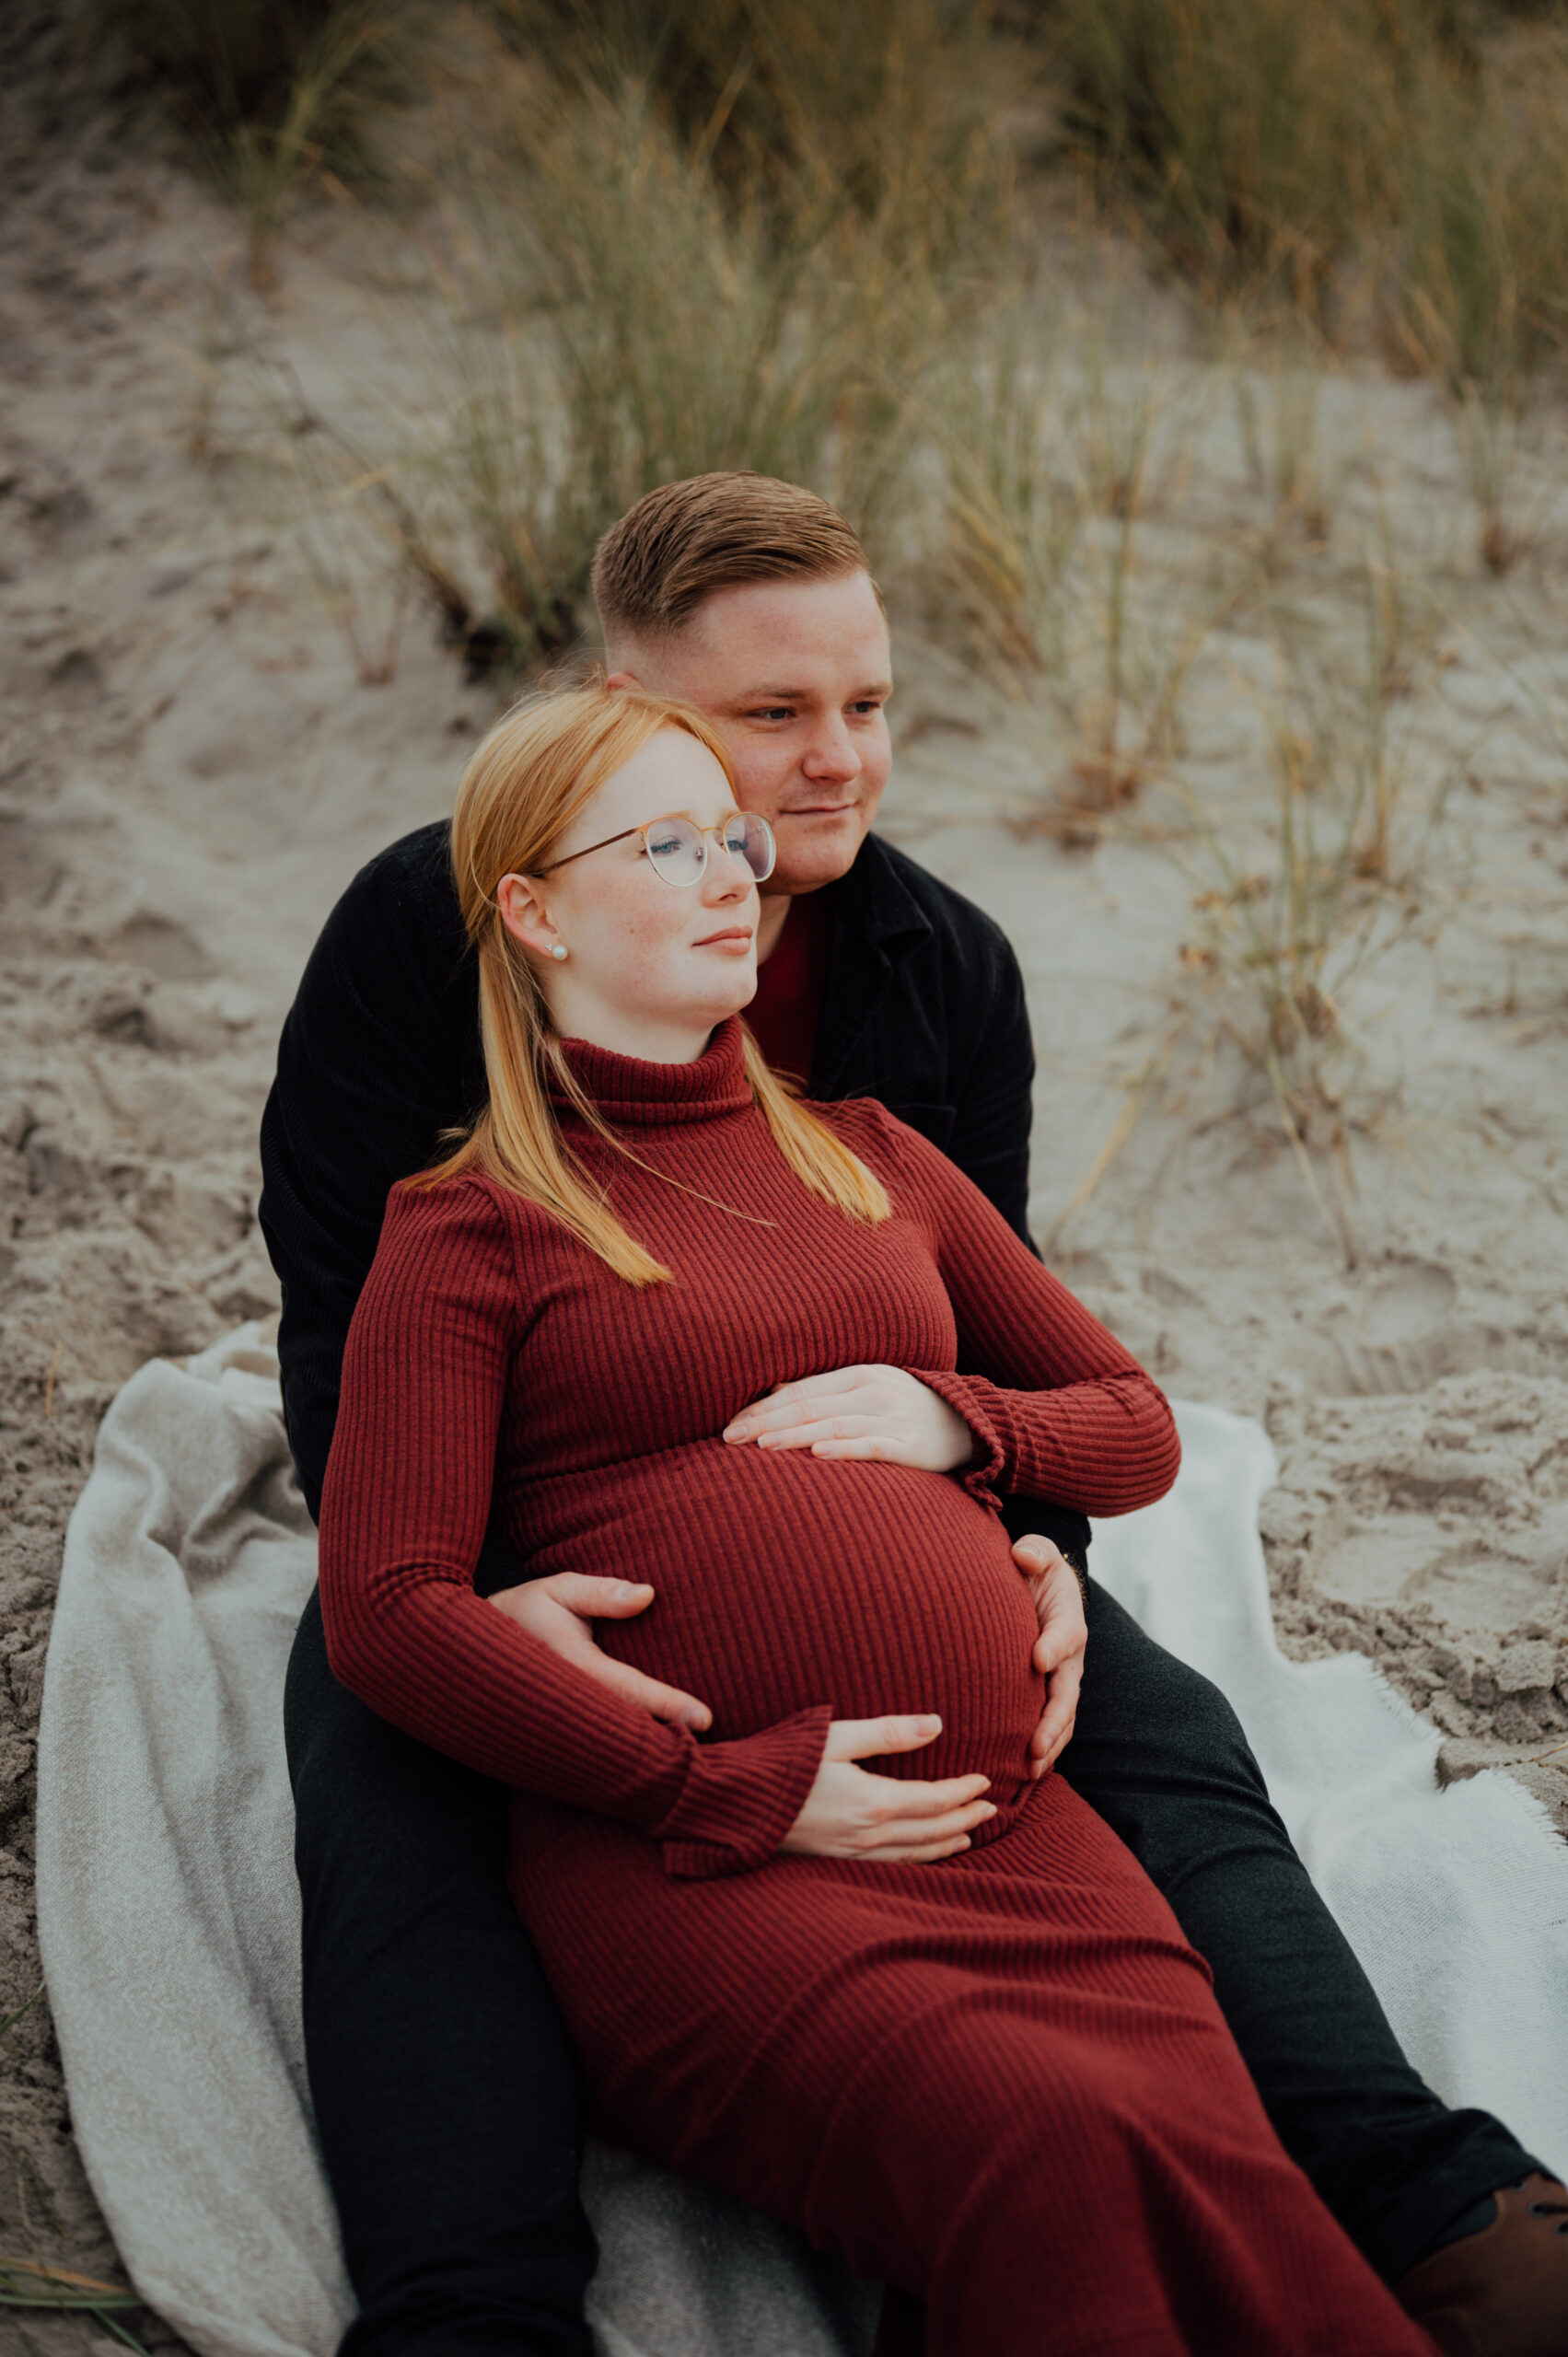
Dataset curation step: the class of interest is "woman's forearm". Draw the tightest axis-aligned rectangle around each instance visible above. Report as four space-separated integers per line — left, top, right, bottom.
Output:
864 1107 1181 1518
916 1364 1179 1517
319 1561 828 1875
319 1176 828 1875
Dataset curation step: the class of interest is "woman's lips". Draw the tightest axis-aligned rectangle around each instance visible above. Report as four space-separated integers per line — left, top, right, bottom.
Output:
692 927 754 954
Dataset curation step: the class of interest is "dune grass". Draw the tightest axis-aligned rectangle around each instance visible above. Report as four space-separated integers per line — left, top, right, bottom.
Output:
1390 21 1568 391
1042 0 1568 378
122 0 1568 388
1044 0 1414 314
0 2257 151 2347
1133 544 1466 1259
485 0 1007 224
323 0 1566 691
0 1988 154 2346
934 294 1255 834
147 0 1566 1226
297 41 993 671
101 0 419 285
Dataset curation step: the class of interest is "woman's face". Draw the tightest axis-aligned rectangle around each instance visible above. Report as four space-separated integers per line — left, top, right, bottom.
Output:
497 726 761 1061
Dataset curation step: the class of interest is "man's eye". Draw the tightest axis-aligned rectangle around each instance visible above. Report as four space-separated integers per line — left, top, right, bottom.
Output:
751 706 794 723
850 700 884 716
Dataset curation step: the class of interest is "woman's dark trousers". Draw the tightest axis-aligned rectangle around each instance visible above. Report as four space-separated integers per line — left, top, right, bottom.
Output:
284 1579 1537 2355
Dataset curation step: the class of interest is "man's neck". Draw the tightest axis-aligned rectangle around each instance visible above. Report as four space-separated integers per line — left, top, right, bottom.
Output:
757 891 796 965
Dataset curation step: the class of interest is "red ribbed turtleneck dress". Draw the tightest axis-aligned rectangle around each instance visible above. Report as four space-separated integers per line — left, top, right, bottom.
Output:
319 1019 1432 2357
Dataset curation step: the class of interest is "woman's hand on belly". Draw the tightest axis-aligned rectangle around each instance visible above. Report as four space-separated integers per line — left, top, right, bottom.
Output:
488 1573 714 1732
723 1365 974 1472
779 1715 996 1864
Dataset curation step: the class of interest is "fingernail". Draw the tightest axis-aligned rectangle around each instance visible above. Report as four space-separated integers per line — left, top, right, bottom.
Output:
980 1802 998 1818
919 1715 942 1734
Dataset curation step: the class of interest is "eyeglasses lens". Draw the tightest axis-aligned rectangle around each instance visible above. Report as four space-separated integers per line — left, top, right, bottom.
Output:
644 815 777 886
724 814 776 882
645 819 705 885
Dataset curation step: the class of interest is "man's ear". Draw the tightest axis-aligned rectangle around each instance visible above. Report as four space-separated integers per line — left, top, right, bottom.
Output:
602 632 651 692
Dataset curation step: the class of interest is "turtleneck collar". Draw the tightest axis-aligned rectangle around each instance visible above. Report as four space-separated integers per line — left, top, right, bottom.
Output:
551 1014 754 1127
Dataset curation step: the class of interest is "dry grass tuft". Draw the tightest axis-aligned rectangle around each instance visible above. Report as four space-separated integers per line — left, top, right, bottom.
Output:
1231 343 1334 551
161 0 1568 843
122 0 1568 401
1389 22 1568 392
1148 573 1463 1256
99 0 421 286
935 299 1251 840
267 33 997 674
1044 0 1568 388
1045 0 1412 314
486 0 1009 228
0 1987 157 2342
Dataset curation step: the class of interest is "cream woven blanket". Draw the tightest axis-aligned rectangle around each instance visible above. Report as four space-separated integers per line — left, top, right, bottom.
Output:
35 1327 1568 2355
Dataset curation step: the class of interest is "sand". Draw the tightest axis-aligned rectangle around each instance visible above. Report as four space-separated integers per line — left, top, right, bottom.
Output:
2 10 1566 2341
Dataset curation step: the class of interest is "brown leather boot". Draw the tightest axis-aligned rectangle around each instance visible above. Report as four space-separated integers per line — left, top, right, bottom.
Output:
1396 2175 1568 2356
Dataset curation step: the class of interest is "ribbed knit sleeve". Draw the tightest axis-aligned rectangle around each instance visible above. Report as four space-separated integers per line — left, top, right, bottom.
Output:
318 1178 829 1878
847 1108 1181 1517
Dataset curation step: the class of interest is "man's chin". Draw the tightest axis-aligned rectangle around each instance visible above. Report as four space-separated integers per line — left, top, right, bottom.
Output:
771 809 873 890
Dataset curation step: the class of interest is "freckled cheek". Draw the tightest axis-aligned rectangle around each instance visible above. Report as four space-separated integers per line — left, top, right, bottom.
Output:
583 899 691 996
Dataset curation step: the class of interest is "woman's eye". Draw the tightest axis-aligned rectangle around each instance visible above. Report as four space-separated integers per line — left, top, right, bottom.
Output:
646 830 683 858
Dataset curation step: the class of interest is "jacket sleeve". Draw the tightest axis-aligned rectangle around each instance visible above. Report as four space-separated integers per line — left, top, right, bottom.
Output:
945 927 1037 1249
863 1111 1180 1519
259 832 482 1522
318 1181 829 1879
942 911 1093 1565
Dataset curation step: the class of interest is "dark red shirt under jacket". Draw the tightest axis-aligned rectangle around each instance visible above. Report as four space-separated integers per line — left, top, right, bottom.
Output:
319 1017 1179 1879
744 889 827 1086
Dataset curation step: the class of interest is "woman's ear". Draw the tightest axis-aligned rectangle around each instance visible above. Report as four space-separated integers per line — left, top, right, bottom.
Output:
497 873 563 965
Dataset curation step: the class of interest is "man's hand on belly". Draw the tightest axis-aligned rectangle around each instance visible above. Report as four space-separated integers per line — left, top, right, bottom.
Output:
1014 1538 1086 1778
488 1573 714 1732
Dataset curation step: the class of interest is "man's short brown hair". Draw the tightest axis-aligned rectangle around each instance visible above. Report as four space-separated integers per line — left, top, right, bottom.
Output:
590 471 873 644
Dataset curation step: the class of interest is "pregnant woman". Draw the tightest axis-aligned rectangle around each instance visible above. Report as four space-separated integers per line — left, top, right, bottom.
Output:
318 684 1434 2357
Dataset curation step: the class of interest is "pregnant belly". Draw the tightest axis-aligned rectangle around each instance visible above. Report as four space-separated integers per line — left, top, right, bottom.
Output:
515 1441 1046 1830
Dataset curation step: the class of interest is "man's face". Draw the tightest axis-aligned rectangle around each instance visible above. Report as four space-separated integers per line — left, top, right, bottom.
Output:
608 570 893 896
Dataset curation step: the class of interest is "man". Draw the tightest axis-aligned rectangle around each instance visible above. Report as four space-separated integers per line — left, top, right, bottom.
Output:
261 472 1565 2356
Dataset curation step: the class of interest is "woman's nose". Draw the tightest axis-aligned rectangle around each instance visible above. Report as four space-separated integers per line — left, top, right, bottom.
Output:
700 842 750 900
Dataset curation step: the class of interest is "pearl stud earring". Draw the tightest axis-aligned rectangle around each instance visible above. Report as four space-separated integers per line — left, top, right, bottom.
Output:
551 944 568 961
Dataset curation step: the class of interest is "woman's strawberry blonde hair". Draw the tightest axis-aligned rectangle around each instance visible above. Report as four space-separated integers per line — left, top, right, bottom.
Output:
412 683 889 1283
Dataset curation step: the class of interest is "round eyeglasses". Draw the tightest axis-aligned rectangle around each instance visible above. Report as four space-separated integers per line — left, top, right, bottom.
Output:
536 811 776 888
